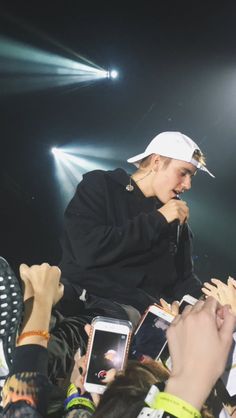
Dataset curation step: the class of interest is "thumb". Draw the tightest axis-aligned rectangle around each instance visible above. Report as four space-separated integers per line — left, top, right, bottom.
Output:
19 263 30 280
219 306 236 346
84 323 91 337
228 276 236 288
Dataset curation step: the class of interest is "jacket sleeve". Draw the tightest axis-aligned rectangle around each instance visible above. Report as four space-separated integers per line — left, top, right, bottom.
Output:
2 346 50 418
173 223 202 299
64 172 169 267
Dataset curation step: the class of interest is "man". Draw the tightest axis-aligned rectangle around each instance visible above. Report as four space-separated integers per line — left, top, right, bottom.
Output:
59 131 214 323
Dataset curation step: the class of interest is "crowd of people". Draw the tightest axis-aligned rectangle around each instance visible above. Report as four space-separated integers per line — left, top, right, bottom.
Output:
1 131 236 417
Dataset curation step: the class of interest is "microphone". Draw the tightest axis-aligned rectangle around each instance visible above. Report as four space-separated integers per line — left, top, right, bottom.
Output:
169 194 183 254
175 194 183 246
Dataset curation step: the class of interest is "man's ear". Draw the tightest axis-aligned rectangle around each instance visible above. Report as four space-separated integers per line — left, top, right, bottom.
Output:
151 154 161 172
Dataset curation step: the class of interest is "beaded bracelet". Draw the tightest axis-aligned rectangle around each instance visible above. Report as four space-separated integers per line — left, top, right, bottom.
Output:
17 330 50 344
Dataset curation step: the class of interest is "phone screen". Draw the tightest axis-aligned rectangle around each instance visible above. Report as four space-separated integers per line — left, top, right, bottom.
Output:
86 329 128 385
179 300 190 314
158 297 197 368
130 311 171 360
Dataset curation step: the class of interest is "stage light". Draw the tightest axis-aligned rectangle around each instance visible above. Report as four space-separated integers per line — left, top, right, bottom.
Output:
110 69 118 79
0 36 111 94
51 144 122 209
51 147 58 155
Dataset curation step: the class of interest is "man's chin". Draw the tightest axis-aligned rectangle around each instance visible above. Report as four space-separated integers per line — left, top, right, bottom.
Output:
156 195 168 204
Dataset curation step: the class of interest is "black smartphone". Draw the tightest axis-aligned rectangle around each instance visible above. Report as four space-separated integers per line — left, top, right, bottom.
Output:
157 295 197 368
130 305 174 360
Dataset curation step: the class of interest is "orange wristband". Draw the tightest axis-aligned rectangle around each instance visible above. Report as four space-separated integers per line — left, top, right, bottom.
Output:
17 330 50 344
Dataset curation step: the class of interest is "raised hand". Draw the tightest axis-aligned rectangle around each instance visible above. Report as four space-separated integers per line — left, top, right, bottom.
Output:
19 263 64 306
202 277 236 314
158 199 189 224
165 297 236 411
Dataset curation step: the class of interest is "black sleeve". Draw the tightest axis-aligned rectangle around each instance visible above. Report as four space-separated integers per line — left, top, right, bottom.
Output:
11 344 48 375
2 345 50 417
173 223 202 300
64 172 168 267
3 401 43 418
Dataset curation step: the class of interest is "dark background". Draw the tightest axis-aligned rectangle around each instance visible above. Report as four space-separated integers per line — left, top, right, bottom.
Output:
0 1 235 283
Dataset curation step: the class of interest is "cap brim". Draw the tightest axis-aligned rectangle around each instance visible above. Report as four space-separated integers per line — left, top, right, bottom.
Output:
199 165 215 178
127 151 150 166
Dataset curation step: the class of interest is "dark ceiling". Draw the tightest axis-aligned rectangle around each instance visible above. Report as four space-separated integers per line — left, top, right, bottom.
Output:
0 1 235 282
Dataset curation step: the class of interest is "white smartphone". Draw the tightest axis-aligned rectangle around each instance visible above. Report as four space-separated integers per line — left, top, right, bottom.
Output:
178 294 198 314
130 304 174 360
84 316 132 394
157 294 198 368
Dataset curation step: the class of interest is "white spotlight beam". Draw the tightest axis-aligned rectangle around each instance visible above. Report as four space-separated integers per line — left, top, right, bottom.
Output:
0 36 108 94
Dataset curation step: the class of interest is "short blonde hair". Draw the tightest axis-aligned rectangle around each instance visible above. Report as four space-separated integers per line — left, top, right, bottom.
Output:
192 149 206 166
139 149 206 169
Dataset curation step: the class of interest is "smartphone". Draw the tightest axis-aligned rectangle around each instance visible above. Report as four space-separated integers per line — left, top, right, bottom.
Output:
157 294 198 369
84 316 132 394
178 294 198 314
130 305 174 360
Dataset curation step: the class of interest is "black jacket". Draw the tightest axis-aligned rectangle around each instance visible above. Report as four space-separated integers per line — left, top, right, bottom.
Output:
60 168 201 313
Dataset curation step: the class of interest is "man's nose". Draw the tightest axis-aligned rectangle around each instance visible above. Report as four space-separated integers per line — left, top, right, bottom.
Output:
182 175 191 191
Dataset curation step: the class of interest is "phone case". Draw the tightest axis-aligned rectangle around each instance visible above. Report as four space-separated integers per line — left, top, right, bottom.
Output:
134 304 173 335
84 316 133 391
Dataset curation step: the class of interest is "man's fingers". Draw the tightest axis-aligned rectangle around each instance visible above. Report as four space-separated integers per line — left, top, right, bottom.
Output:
84 323 92 337
203 282 216 291
19 263 29 275
169 313 181 326
228 276 236 288
171 301 180 316
57 283 64 301
201 287 211 296
160 298 171 311
200 296 219 314
211 278 227 289
50 265 61 281
190 299 206 314
180 304 193 318
219 306 236 344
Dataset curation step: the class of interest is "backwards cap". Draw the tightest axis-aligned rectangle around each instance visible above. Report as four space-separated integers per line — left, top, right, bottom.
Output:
127 131 214 177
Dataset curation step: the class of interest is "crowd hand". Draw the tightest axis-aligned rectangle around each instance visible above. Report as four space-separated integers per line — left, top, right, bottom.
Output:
19 265 34 302
70 324 104 406
70 351 101 406
158 199 189 225
70 352 87 393
165 297 236 411
202 277 236 315
19 263 64 306
159 298 179 316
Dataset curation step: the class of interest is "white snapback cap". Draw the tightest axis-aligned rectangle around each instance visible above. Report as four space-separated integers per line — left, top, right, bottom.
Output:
127 131 214 177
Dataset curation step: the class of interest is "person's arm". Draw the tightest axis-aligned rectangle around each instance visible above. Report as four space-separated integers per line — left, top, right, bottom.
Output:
140 298 235 418
63 171 169 268
2 263 63 417
17 263 63 347
165 297 235 410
